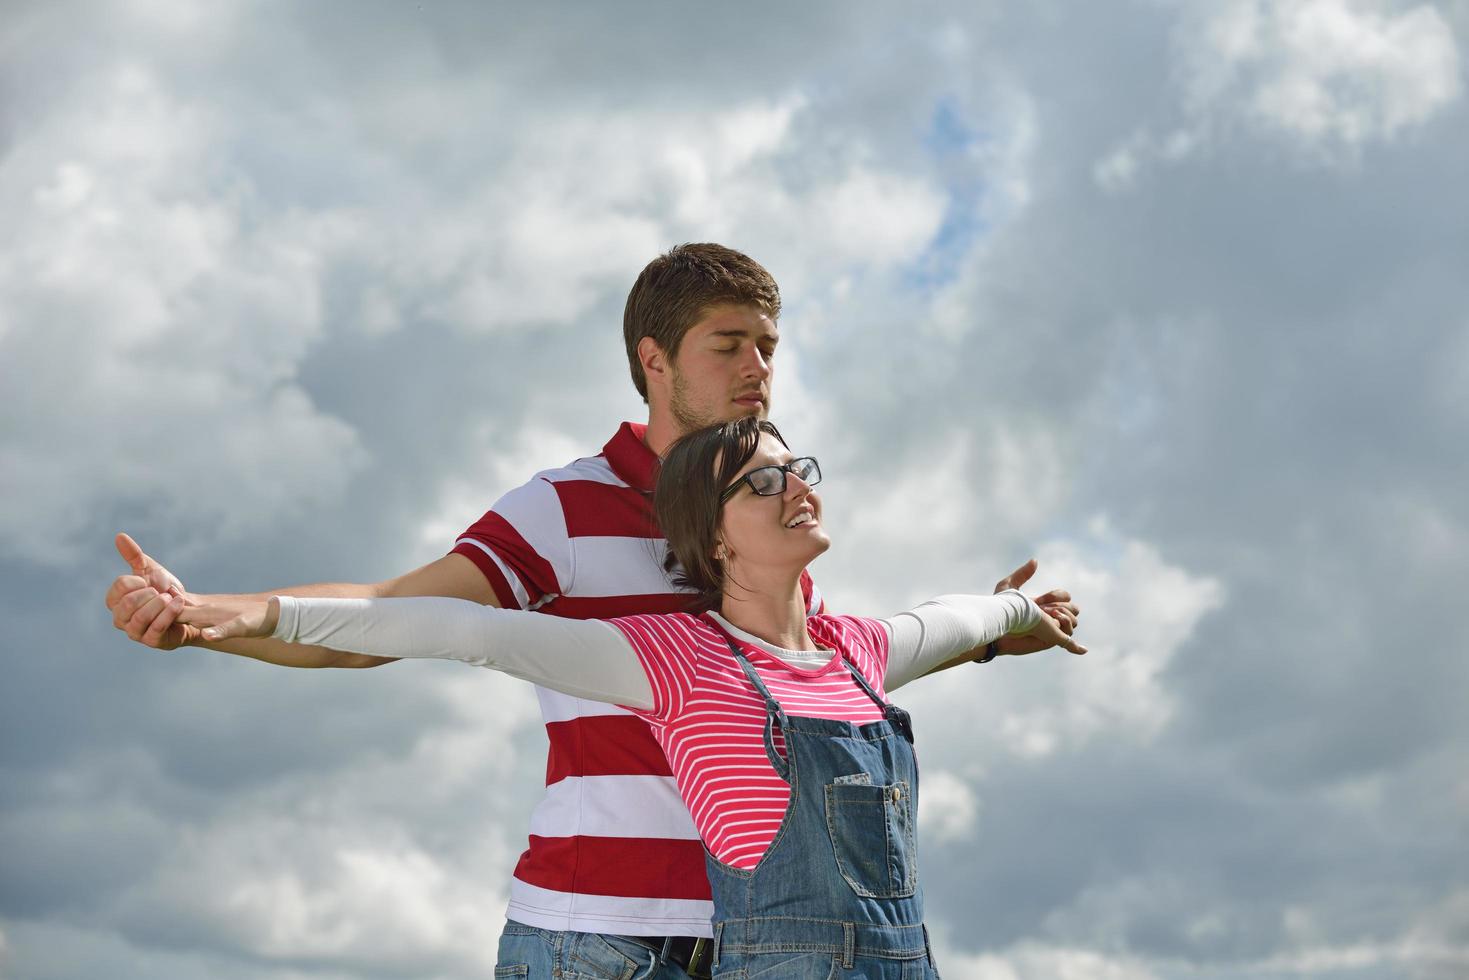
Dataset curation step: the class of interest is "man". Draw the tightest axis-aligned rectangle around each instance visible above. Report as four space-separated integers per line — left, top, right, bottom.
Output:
106 243 1079 978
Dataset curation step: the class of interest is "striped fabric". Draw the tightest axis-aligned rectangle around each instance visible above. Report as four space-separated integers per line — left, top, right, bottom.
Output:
451 422 822 938
613 613 892 870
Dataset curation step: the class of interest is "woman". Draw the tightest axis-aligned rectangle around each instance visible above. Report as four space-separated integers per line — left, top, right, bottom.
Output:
180 418 1085 978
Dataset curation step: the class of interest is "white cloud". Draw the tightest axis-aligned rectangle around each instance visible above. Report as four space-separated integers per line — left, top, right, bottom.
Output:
2 40 954 568
160 830 502 968
899 518 1225 760
106 668 539 972
1093 127 1203 191
1251 920 1469 977
994 520 1225 755
933 940 1160 980
0 64 366 565
918 768 981 843
1098 0 1462 187
412 422 594 567
324 93 945 339
816 415 1075 617
0 919 366 980
1227 0 1462 147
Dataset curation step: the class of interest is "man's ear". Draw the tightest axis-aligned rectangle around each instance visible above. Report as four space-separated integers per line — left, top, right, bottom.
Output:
637 336 670 389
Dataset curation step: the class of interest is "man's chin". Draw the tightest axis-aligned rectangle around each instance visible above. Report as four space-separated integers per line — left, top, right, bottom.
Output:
731 400 767 420
702 403 766 425
672 401 767 435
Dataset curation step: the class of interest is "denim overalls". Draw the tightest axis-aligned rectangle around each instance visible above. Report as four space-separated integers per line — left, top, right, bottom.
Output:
707 635 941 980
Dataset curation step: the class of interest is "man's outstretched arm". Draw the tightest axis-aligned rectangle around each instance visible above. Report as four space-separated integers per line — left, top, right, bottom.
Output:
105 533 500 668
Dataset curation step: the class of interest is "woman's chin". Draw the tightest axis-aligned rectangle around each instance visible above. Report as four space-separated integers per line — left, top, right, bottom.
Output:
804 530 833 559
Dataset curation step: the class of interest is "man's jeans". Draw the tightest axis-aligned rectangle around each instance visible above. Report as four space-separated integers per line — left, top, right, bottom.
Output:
495 922 698 979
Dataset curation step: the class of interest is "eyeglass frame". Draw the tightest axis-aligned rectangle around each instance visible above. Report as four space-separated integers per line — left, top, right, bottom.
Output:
718 456 822 503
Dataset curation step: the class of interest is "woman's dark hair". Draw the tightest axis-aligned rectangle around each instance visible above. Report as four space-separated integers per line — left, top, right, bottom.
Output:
655 417 787 612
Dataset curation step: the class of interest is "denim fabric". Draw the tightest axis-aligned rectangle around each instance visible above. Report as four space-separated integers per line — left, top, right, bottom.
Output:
495 922 699 980
705 644 941 980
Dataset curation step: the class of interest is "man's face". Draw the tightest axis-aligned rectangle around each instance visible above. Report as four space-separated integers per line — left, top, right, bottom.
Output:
667 304 778 434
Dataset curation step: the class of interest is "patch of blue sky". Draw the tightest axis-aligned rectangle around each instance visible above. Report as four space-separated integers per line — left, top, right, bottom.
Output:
902 97 995 294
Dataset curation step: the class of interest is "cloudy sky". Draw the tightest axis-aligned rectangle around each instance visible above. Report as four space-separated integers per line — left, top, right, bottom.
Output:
3 0 1467 977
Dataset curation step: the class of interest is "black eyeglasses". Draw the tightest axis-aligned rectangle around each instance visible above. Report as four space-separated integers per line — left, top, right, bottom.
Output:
719 457 822 503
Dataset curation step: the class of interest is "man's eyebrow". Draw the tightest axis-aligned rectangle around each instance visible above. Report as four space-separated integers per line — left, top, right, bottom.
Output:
711 329 780 342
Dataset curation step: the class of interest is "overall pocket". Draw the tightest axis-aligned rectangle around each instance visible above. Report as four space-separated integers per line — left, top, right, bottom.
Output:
824 779 917 898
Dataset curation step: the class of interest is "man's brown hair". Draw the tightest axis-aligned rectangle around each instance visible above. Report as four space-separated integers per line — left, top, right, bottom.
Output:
623 243 781 402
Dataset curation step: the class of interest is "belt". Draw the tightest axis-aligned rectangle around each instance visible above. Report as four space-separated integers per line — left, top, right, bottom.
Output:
622 935 714 979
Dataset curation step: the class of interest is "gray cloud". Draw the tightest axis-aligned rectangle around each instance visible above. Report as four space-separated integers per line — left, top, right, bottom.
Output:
3 1 1465 978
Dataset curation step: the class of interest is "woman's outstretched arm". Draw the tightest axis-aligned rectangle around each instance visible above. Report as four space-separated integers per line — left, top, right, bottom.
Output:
883 590 1085 691
179 595 656 709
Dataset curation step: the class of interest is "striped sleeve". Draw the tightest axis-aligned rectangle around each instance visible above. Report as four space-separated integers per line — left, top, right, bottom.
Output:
607 613 706 726
451 476 571 610
823 615 892 694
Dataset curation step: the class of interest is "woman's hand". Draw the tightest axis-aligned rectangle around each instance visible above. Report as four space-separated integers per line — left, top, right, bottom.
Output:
991 558 1086 657
175 597 281 642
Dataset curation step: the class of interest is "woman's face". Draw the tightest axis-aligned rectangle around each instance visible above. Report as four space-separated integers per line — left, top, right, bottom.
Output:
717 432 831 576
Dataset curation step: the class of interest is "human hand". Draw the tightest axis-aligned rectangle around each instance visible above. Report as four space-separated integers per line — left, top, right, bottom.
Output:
1001 609 1087 657
105 533 199 649
176 597 280 642
993 557 1080 631
991 557 1085 657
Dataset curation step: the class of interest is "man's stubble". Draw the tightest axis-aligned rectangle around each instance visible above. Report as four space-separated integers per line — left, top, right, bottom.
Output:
669 367 769 435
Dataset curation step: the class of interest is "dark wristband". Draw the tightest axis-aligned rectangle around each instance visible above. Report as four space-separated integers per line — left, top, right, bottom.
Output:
976 641 1000 664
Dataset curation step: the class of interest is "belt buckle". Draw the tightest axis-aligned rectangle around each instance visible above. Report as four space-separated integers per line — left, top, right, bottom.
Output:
684 937 714 979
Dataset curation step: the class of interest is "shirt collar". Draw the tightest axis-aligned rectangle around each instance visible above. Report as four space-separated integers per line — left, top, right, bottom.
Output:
602 421 659 492
706 611 839 672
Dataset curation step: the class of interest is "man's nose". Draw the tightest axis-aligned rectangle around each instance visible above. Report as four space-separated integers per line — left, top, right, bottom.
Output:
741 346 772 380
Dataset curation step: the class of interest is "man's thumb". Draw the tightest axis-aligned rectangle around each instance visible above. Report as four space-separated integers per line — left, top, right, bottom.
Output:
115 532 148 574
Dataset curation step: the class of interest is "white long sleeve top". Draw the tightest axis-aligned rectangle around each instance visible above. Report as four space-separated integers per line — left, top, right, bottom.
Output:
271 589 1044 709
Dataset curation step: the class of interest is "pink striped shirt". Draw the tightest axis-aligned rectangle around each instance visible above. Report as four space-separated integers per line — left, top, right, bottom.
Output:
613 612 892 870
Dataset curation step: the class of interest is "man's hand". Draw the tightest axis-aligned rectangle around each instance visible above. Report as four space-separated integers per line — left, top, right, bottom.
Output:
1008 609 1087 656
992 557 1084 657
105 533 200 650
176 597 280 642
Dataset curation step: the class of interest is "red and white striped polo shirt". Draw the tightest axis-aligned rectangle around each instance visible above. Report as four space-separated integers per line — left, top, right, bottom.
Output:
451 422 822 937
612 613 891 869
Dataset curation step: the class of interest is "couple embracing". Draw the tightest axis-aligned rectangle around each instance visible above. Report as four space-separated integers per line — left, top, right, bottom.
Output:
107 244 1085 979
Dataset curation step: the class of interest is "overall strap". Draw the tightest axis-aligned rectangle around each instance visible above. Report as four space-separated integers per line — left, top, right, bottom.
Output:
842 652 914 744
721 636 793 784
842 654 890 712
